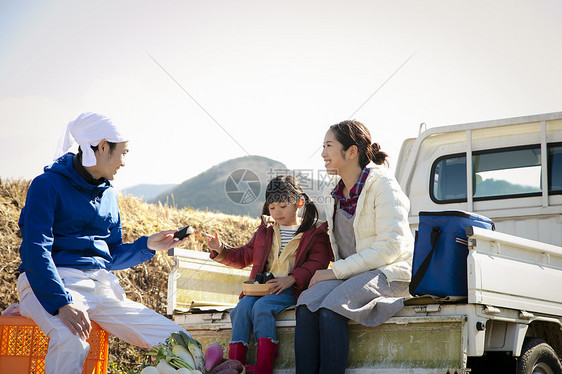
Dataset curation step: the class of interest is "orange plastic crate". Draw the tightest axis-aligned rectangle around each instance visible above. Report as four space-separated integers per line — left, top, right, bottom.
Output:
0 316 109 374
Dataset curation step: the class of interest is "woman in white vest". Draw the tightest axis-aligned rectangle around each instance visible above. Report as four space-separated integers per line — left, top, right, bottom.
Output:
294 120 414 374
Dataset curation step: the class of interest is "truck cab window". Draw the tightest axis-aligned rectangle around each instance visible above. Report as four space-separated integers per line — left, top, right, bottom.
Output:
473 147 541 198
431 155 467 202
431 145 548 203
549 144 562 193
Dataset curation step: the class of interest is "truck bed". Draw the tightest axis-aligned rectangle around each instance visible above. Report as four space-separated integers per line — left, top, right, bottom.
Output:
174 303 468 373
167 224 562 372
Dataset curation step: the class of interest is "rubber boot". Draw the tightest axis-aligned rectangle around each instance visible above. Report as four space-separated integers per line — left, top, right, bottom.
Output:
245 338 278 374
228 342 248 364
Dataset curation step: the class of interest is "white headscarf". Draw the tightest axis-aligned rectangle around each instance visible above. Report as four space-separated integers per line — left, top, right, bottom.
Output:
54 112 128 167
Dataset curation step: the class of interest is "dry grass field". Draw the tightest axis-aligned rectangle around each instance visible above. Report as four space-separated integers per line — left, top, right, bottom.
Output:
0 177 259 373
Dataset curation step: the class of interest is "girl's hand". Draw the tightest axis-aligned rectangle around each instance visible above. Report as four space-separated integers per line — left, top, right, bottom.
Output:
148 229 188 251
266 275 296 295
309 269 336 287
205 232 222 252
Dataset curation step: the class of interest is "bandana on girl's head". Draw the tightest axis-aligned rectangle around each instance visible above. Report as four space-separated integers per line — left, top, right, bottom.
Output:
54 112 128 167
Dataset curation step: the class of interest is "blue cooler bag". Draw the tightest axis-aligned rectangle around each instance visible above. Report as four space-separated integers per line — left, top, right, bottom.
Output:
409 210 494 297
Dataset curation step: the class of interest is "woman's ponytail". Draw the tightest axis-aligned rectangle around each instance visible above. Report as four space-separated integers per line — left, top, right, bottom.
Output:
370 142 388 165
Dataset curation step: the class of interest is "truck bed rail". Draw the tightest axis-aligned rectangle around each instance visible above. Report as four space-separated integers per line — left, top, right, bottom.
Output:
467 226 562 317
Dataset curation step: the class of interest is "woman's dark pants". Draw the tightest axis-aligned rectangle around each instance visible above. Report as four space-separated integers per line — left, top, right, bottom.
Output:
295 305 349 374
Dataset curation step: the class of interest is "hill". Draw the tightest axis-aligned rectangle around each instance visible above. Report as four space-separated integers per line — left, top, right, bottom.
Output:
0 177 258 373
121 183 177 201
150 155 287 216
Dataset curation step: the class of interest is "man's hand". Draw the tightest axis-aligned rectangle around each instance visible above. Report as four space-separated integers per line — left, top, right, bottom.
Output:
266 275 296 295
58 304 91 340
309 269 337 287
147 229 188 251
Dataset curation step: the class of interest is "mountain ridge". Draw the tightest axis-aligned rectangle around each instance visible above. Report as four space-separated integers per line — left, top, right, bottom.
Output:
151 155 287 216
124 155 330 217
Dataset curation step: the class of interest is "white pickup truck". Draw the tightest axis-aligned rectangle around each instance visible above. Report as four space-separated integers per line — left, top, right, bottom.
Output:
167 111 562 373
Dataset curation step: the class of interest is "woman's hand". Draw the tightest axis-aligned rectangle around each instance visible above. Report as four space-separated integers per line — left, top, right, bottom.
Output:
147 229 187 251
309 269 336 287
266 275 296 295
205 232 223 252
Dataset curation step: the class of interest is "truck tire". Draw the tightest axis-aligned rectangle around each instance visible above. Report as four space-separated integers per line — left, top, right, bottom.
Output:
516 338 562 374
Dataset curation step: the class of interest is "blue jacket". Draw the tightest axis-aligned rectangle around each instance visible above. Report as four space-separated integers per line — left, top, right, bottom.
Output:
18 153 154 315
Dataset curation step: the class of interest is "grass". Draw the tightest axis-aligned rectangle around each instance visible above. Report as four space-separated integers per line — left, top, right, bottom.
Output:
0 177 259 373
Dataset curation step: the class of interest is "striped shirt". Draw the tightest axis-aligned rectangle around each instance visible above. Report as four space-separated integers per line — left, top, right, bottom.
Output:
279 225 298 256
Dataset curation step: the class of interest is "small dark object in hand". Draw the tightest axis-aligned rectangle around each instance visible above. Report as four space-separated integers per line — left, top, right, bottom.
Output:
174 225 194 240
254 272 275 284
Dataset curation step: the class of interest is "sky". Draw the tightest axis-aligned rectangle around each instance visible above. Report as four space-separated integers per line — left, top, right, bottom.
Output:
1 0 562 191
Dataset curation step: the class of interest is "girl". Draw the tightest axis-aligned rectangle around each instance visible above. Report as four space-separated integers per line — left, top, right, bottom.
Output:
294 120 414 374
206 175 332 374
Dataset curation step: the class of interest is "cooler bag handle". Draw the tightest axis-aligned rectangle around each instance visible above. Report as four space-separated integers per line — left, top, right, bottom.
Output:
409 227 441 295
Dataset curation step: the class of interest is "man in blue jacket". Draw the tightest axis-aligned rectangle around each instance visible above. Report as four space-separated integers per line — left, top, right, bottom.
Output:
17 112 189 373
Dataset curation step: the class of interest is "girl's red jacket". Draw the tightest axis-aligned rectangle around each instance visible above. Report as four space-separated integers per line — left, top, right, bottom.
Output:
210 218 333 299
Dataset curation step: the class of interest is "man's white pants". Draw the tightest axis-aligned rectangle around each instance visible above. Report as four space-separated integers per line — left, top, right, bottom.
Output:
17 268 189 374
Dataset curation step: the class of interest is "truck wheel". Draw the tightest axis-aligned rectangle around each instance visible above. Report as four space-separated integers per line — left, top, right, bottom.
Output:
516 338 562 374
